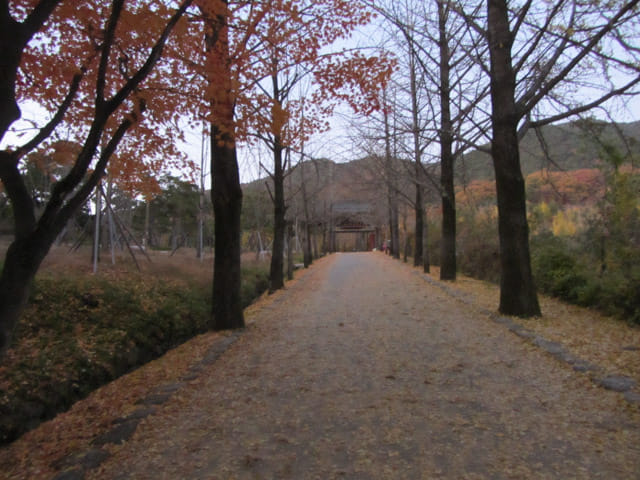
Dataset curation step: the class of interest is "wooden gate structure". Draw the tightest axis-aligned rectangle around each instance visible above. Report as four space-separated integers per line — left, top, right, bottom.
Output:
329 202 379 252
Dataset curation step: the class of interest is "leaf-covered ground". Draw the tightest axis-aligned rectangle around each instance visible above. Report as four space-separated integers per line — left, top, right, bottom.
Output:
2 253 639 479
434 266 640 386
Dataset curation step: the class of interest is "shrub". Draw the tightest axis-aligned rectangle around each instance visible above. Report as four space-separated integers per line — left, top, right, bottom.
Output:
531 233 640 325
597 269 640 325
532 247 587 302
0 262 269 445
457 219 500 283
455 208 501 283
459 242 501 283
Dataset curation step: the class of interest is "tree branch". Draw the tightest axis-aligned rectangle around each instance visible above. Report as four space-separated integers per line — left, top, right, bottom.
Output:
525 76 640 130
107 0 196 114
96 0 126 109
16 69 86 160
54 101 147 231
518 0 640 119
22 0 62 38
44 0 195 223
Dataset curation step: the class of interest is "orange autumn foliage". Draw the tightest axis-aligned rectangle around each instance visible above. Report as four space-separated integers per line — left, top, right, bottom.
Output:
238 1 395 149
166 0 395 153
8 1 393 196
10 0 200 198
526 168 604 205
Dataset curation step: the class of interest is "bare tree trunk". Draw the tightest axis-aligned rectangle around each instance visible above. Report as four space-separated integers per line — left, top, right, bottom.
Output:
286 222 294 280
390 201 400 259
0 236 52 356
312 229 319 259
210 125 244 329
0 152 50 354
321 221 327 255
303 221 312 267
269 134 286 292
382 87 400 259
299 143 312 268
197 193 204 260
438 0 456 281
414 183 424 268
143 197 150 249
404 235 411 263
93 183 101 273
106 178 116 265
423 214 430 273
206 1 244 329
487 0 540 317
409 47 424 268
198 127 207 261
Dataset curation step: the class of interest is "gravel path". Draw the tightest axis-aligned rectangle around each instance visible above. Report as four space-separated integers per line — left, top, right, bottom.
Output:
90 253 640 479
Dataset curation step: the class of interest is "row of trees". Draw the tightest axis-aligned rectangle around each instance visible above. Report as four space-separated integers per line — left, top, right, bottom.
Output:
0 0 393 356
359 0 640 317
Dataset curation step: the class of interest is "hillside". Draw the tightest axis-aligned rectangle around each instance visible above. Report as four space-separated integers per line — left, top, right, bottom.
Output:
456 120 640 182
242 156 392 228
241 120 640 223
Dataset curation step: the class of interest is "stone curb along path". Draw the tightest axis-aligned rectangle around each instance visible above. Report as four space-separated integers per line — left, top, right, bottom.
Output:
51 331 244 480
413 270 640 407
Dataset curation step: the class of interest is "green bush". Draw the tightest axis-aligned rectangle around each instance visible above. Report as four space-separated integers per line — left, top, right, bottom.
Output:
532 248 587 302
574 279 602 307
240 265 270 308
597 269 640 324
531 233 640 325
457 231 500 284
456 212 501 283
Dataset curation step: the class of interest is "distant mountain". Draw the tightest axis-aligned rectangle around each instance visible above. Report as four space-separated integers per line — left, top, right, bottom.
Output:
241 155 393 229
241 120 640 225
456 120 640 183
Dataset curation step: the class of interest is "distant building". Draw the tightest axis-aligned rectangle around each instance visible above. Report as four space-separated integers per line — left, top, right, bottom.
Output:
330 202 379 252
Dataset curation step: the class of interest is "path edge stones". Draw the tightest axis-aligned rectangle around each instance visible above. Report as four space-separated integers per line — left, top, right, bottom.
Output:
51 330 244 480
412 269 639 407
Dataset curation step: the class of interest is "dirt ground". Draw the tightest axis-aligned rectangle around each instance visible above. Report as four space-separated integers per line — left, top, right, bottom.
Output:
3 252 640 479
